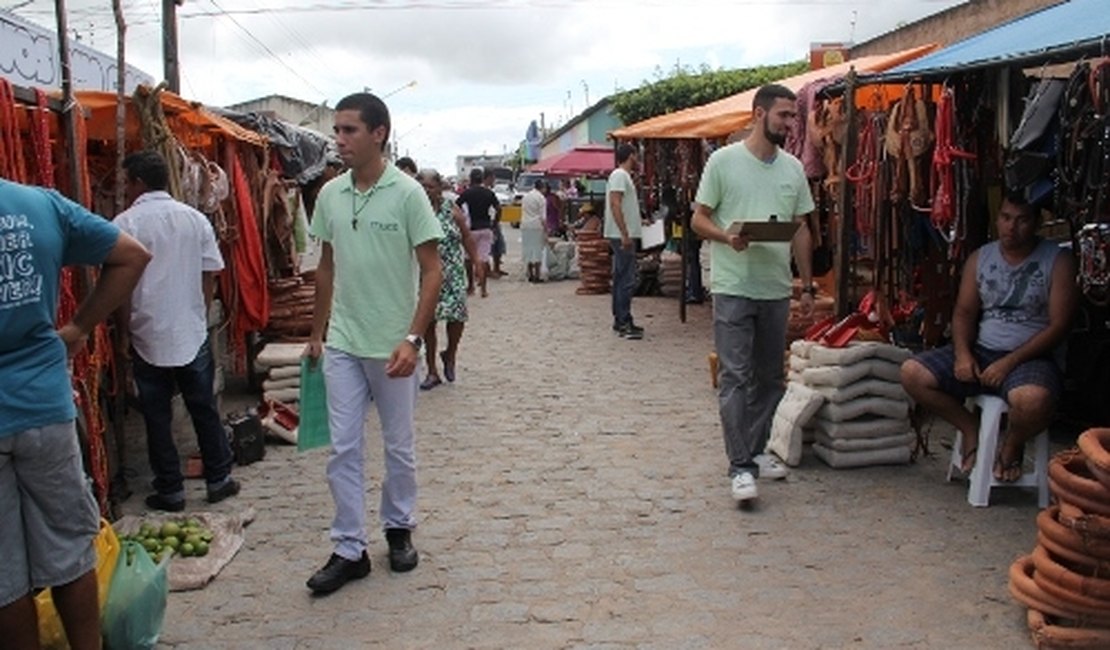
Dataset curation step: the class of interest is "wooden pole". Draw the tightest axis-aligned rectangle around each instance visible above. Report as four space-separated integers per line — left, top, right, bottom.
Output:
835 69 859 318
113 0 127 213
162 0 180 93
53 0 82 205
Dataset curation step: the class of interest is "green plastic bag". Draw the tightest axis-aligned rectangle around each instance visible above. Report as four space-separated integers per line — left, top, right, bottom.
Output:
102 540 167 650
298 357 331 451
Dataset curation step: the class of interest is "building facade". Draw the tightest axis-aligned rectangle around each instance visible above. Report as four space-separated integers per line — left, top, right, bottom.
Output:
224 94 335 136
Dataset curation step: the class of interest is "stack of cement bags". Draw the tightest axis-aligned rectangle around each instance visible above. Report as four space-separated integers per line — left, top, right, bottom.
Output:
775 340 914 468
254 342 305 443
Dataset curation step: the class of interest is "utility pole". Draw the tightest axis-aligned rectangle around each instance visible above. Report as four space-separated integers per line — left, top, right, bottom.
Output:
162 0 180 93
54 0 82 204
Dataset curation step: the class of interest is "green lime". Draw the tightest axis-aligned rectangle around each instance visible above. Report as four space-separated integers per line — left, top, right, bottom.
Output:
160 522 181 538
162 536 180 550
186 518 202 528
194 541 209 557
180 542 195 557
200 531 214 543
142 538 159 552
184 534 202 547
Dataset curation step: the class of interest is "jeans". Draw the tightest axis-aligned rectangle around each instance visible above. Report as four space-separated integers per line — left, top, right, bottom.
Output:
713 294 790 477
609 238 637 327
323 348 419 561
132 340 233 498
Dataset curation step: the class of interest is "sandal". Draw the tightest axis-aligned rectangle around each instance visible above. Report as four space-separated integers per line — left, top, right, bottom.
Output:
959 445 978 475
440 352 456 383
994 443 1025 482
419 375 442 391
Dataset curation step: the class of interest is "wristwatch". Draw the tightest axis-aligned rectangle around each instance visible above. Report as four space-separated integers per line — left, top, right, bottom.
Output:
404 333 424 351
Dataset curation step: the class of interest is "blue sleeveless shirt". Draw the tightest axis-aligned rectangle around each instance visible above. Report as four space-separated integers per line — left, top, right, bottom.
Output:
975 238 1061 361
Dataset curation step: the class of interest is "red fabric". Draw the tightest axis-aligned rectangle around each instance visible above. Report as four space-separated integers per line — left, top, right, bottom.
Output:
226 142 270 345
0 78 28 183
530 145 615 177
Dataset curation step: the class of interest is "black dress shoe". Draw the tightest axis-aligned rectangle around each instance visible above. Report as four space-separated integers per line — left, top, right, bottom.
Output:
306 552 371 594
206 478 241 504
385 528 419 573
145 493 185 512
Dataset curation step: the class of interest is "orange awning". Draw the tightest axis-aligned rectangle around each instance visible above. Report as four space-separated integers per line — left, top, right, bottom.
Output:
74 88 266 149
611 43 938 141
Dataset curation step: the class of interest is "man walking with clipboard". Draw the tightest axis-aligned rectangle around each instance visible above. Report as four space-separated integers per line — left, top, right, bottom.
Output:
692 84 816 504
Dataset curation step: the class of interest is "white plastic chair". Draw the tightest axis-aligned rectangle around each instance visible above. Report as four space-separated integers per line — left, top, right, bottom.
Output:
946 394 1050 508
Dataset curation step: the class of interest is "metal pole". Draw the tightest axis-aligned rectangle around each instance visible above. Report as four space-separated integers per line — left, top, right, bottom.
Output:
835 69 859 318
162 0 180 93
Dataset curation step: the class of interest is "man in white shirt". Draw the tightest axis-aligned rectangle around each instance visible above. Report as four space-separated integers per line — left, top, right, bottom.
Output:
605 144 644 339
115 150 240 512
520 179 547 283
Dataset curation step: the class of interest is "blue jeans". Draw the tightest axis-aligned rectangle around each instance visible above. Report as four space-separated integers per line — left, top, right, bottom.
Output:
609 238 637 327
132 340 233 498
713 294 790 477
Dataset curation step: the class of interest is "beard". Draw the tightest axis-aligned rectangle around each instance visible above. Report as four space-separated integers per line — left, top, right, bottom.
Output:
763 116 787 147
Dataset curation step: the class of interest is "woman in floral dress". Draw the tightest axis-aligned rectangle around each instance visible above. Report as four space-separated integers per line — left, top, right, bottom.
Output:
418 169 477 390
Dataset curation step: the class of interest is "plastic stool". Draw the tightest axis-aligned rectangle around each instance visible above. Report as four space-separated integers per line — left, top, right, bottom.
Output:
946 394 1050 508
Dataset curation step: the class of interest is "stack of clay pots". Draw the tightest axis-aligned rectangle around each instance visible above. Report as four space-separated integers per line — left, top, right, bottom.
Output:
574 230 611 295
267 273 315 339
1009 429 1110 648
786 340 914 468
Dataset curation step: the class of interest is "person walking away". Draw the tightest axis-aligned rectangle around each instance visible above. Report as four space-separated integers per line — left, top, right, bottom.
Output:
483 169 506 278
521 179 547 283
605 143 645 340
304 92 443 595
396 156 418 177
416 168 478 390
114 150 241 512
456 168 498 298
691 84 816 503
0 178 150 649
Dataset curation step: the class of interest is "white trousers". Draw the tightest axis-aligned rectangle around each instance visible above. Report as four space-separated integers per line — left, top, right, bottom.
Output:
324 348 418 561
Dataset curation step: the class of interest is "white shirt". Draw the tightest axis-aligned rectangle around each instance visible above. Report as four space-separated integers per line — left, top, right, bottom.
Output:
521 188 546 231
114 191 224 367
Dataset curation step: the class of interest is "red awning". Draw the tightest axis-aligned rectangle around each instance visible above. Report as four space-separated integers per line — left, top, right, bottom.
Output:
529 145 614 177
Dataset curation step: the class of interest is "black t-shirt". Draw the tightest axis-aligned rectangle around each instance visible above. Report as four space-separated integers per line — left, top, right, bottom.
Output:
456 187 499 231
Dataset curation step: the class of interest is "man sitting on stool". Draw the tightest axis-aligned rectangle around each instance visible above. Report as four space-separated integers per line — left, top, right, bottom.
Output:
900 193 1076 482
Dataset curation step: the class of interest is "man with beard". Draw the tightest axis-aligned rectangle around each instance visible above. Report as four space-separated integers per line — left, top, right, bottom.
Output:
692 84 815 503
900 194 1075 483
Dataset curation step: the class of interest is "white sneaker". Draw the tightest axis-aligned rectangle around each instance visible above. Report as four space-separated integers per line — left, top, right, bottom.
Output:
755 453 788 480
730 472 758 501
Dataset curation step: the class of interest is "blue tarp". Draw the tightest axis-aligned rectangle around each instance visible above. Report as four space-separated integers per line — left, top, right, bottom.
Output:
862 0 1110 82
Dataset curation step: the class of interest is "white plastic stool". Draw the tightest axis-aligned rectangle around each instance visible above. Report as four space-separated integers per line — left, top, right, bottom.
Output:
946 394 1050 508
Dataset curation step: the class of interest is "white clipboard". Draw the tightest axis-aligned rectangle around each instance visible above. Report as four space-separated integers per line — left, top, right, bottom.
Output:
725 219 801 242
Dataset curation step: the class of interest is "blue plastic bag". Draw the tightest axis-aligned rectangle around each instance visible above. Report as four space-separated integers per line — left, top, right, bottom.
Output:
102 540 167 650
298 356 331 451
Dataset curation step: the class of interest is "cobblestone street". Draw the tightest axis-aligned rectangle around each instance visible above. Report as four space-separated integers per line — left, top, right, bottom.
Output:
118 258 1042 649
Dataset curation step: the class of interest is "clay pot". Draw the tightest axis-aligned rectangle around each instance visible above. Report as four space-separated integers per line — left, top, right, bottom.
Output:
1038 507 1110 566
1049 450 1110 517
1032 544 1110 604
1010 555 1110 626
1058 502 1110 539
1077 429 1110 492
1026 607 1110 650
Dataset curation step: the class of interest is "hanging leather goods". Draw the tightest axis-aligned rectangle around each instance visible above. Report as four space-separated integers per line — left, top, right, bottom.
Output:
0 78 29 183
885 85 933 206
1078 223 1110 306
846 111 885 239
929 87 977 239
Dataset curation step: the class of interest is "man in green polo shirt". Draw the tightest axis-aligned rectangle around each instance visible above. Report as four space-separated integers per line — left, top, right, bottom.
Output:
692 84 815 504
304 92 443 595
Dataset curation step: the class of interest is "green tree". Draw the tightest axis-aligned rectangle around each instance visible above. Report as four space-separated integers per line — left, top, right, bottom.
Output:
612 61 808 125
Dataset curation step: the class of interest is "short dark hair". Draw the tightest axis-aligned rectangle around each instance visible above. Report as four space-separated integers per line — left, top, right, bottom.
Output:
616 143 636 165
483 169 495 182
469 168 484 185
335 92 391 151
753 84 796 113
534 179 545 190
1003 191 1039 219
396 156 417 174
122 150 169 191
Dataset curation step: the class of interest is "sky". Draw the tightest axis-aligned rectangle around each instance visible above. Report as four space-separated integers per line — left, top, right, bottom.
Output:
11 0 963 177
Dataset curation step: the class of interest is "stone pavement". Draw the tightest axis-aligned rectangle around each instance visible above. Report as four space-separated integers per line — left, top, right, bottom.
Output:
116 260 1045 649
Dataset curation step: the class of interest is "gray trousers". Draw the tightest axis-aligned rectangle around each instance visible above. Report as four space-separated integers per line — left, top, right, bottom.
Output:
713 294 790 477
324 348 419 561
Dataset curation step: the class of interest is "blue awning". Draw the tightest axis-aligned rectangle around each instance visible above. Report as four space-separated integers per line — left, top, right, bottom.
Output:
860 0 1110 83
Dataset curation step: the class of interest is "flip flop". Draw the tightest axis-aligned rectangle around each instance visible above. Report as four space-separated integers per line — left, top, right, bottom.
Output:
959 445 978 475
994 456 1024 483
440 352 456 383
419 375 442 391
